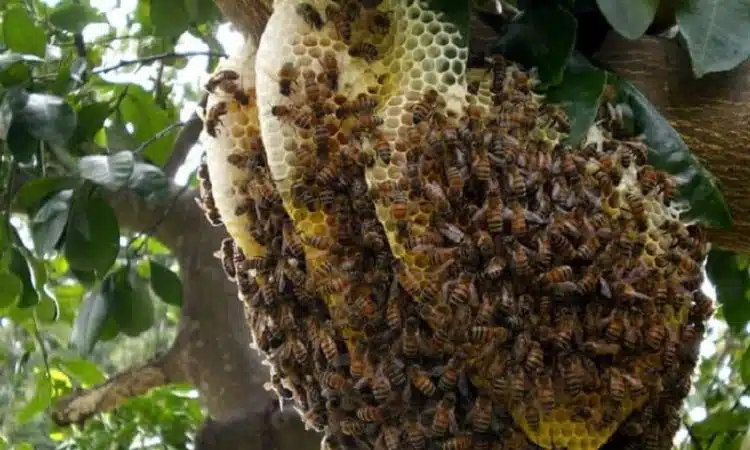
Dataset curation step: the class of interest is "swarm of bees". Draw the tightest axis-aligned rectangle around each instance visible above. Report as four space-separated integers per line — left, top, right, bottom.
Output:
198 1 711 450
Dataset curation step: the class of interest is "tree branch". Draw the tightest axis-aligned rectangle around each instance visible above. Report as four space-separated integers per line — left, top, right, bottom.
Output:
163 93 208 179
93 51 227 75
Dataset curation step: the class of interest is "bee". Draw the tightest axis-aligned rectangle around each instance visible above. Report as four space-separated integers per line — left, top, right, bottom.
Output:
390 189 408 220
435 351 466 392
509 201 527 235
510 368 526 403
663 331 678 370
691 290 714 323
349 93 379 115
205 102 228 137
409 99 433 125
402 316 421 359
507 167 526 198
325 5 352 42
470 394 493 433
380 425 401 450
321 370 347 391
486 195 504 234
524 341 544 375
271 104 313 129
404 414 427 450
313 123 332 158
205 70 251 105
374 138 392 164
424 182 451 215
472 149 491 183
448 273 475 306
340 418 367 436
353 114 384 134
300 69 323 105
349 42 379 62
431 393 457 437
446 165 464 196
365 9 391 35
277 62 299 96
474 230 494 259
215 238 237 281
296 3 324 29
441 434 472 450
645 320 666 350
317 327 340 364
562 356 584 397
583 340 621 357
511 243 533 277
319 53 339 91
356 405 385 423
467 79 480 95
607 368 626 404
490 54 506 92
524 404 540 431
537 375 555 412
406 364 437 397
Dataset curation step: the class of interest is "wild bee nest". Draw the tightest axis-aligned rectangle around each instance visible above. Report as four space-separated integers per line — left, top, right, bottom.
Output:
197 1 712 449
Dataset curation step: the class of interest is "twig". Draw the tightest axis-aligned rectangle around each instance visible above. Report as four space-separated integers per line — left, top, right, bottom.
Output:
133 122 185 155
163 92 209 178
93 51 227 75
31 312 52 381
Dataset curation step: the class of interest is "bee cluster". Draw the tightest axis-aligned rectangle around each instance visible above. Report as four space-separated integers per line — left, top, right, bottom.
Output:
198 1 712 449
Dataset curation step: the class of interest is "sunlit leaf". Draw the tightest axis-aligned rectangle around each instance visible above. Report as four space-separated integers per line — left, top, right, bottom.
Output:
71 281 111 354
741 345 750 386
118 85 175 165
7 90 77 147
692 408 750 436
110 267 155 337
56 357 106 386
0 270 22 309
677 0 750 77
2 7 46 57
149 0 190 37
36 296 60 323
16 373 51 424
78 150 135 190
63 189 120 276
71 102 111 145
13 175 80 212
49 3 104 33
149 260 183 307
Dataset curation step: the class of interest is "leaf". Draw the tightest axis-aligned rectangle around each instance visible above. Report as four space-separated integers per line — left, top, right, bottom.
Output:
5 120 37 163
35 296 60 323
16 373 51 424
63 190 120 276
493 4 577 87
8 90 77 147
71 102 111 145
0 52 44 72
616 77 732 229
677 0 750 77
692 409 750 436
426 0 471 46
9 248 39 308
0 270 22 309
128 163 170 202
14 176 80 216
71 281 111 354
149 261 183 307
705 248 750 334
57 357 105 386
2 7 46 57
741 345 750 386
596 0 660 39
49 3 103 33
545 59 609 144
149 0 190 37
110 267 155 337
118 85 174 165
31 189 73 256
78 151 135 190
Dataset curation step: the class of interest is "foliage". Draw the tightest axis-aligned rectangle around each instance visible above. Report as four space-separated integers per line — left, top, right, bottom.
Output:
0 0 747 448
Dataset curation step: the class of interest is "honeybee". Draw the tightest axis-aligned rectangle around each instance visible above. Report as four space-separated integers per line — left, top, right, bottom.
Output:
196 193 222 226
442 434 472 450
277 62 299 96
215 238 237 281
317 326 340 364
583 340 621 357
607 367 626 405
321 370 347 391
205 102 228 137
365 9 391 35
349 42 379 62
402 316 421 359
353 114 384 134
524 341 544 375
448 272 475 306
406 364 437 397
691 290 714 323
511 243 533 277
296 3 324 29
645 319 666 350
434 350 466 392
562 356 584 397
536 375 555 412
431 393 457 437
509 367 526 403
339 417 366 436
319 53 339 91
271 105 313 129
524 403 540 431
490 54 506 92
374 138 392 164
325 5 352 42
467 79 480 95
380 425 401 450
404 414 427 450
205 70 251 105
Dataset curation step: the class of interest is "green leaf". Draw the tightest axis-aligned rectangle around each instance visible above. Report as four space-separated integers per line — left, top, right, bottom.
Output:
13 175 80 212
545 59 609 144
71 102 111 145
110 267 155 337
71 281 111 353
63 190 120 276
128 163 170 202
493 4 577 87
8 90 77 147
149 261 183 307
2 7 46 57
78 151 135 190
692 409 750 436
5 120 37 163
705 248 750 333
149 0 190 37
0 52 44 72
16 373 51 424
36 296 60 322
118 86 174 166
9 248 39 308
0 270 22 309
31 189 73 256
595 0 659 39
677 0 750 77
426 0 471 47
616 77 732 229
741 345 750 386
49 3 103 33
56 357 105 386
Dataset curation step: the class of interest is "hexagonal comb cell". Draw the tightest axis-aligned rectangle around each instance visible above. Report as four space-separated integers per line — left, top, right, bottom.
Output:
199 2 711 450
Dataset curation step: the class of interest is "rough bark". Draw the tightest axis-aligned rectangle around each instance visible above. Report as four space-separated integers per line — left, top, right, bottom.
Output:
595 34 750 254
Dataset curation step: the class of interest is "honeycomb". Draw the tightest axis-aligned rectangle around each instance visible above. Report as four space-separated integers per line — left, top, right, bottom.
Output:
197 1 712 449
